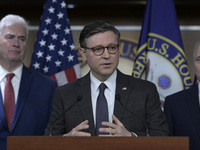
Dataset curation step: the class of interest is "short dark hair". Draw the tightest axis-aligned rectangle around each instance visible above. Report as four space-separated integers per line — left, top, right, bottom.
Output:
79 20 120 48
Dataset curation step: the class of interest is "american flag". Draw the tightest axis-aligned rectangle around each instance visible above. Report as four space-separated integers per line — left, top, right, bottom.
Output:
30 0 82 86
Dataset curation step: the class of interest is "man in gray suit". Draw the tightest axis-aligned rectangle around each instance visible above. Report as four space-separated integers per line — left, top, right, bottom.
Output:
45 20 170 137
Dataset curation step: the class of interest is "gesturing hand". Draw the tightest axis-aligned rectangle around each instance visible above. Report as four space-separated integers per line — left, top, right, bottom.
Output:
99 115 132 137
63 120 91 136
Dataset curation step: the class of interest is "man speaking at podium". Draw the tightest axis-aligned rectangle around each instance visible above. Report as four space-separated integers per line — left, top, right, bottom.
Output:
45 20 170 137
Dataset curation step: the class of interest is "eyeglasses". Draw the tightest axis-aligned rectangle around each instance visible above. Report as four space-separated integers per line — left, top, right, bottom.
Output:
84 44 120 56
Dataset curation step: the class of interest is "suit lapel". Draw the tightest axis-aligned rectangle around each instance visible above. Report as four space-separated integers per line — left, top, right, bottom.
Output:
114 70 131 121
10 66 33 132
186 86 200 134
0 88 8 129
76 73 96 136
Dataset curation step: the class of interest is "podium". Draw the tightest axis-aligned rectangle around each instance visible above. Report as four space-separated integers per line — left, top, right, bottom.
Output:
7 136 189 150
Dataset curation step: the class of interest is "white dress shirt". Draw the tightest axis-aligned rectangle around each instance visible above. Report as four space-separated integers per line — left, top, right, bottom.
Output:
90 70 117 127
0 65 22 104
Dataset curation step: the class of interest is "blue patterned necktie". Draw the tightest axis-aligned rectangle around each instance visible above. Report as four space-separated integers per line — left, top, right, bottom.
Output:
96 83 109 136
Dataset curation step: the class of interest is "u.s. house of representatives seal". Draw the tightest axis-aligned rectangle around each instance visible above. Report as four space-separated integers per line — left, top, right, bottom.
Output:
133 33 192 106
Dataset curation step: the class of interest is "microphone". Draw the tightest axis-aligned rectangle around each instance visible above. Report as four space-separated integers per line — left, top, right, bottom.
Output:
49 95 82 136
115 94 150 136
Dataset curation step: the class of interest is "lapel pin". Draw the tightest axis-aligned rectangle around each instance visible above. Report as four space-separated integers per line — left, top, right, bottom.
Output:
122 87 127 90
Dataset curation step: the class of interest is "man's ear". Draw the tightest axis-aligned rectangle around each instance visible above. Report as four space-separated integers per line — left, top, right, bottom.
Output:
78 48 87 60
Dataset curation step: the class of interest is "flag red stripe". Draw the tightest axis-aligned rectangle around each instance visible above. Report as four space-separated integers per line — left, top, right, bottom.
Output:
65 67 76 82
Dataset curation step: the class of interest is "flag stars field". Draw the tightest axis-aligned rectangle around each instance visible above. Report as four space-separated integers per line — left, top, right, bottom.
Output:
64 28 70 34
46 55 52 62
51 33 58 40
67 54 74 62
57 12 64 19
43 66 49 73
55 60 62 67
45 18 51 24
61 39 67 46
42 29 49 35
70 44 75 50
39 40 46 47
36 51 43 58
48 7 55 13
58 49 64 56
55 23 61 29
33 62 40 69
30 0 81 86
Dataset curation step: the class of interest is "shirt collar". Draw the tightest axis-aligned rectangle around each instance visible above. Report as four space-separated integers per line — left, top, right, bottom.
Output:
0 65 23 81
90 70 117 93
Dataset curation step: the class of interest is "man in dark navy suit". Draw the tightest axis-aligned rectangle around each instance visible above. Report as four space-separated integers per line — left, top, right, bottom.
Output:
164 42 200 150
0 14 57 150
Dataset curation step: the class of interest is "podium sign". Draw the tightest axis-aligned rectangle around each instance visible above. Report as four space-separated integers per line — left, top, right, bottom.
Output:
7 136 189 150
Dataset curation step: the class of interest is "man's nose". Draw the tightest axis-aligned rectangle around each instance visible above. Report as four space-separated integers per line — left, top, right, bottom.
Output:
13 39 20 47
102 47 110 58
